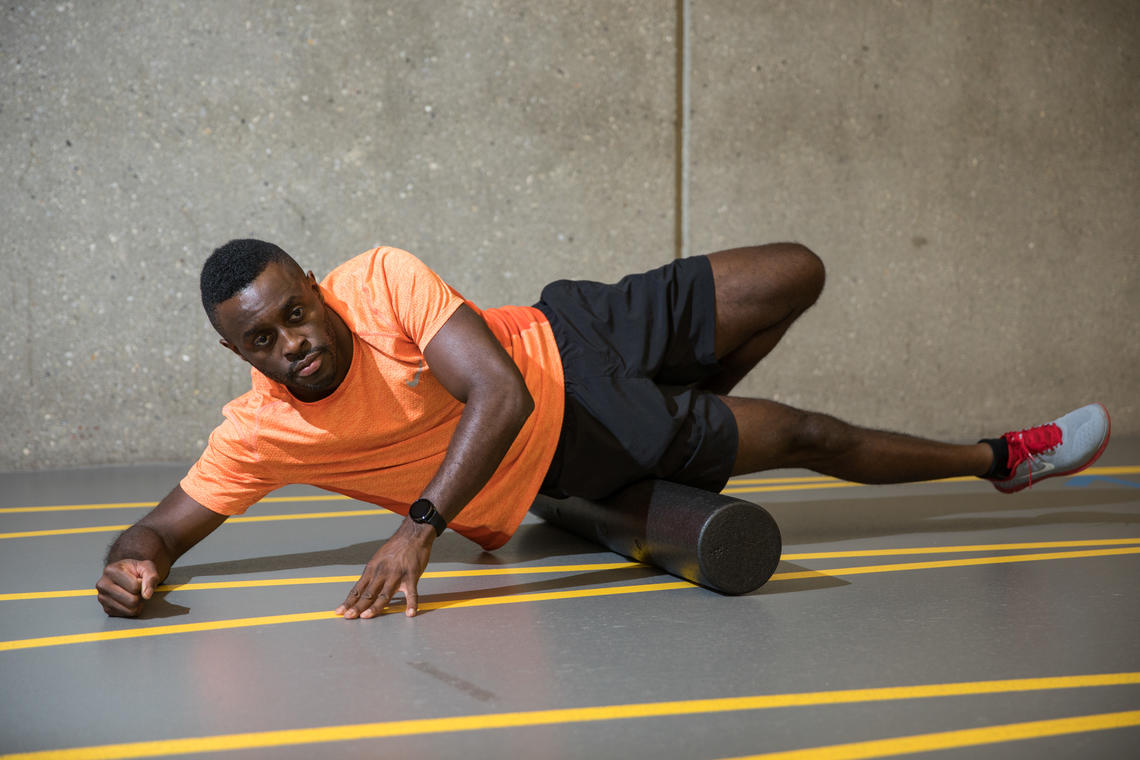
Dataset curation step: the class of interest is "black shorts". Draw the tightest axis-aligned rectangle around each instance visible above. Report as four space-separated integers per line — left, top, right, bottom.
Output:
535 255 738 500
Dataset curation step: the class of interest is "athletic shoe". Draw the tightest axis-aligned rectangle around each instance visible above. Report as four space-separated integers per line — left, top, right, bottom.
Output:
988 403 1111 493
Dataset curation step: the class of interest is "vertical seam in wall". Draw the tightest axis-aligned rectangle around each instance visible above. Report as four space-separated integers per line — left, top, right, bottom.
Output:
25 273 35 390
675 0 691 259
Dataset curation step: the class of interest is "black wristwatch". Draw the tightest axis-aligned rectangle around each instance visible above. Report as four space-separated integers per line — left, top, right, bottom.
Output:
408 497 447 537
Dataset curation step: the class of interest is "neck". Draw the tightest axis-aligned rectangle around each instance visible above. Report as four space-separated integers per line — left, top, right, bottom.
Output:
327 307 354 387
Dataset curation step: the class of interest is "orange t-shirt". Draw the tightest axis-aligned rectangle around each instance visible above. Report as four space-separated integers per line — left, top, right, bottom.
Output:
180 246 565 550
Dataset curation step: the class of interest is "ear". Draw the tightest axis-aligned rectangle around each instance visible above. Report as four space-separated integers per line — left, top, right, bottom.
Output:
306 270 322 297
218 338 244 360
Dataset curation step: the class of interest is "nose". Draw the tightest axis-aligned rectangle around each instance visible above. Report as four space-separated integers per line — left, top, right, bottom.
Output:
281 329 310 361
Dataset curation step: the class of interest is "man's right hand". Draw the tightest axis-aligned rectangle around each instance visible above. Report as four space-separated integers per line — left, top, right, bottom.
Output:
96 559 162 617
96 486 228 618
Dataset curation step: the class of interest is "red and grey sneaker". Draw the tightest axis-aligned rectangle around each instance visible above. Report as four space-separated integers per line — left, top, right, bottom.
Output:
987 403 1111 493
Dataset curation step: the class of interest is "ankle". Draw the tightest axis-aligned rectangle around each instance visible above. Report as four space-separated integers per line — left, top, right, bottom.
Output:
979 437 1011 479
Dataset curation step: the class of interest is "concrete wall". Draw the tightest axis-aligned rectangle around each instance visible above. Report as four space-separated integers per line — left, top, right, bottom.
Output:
2 0 1136 471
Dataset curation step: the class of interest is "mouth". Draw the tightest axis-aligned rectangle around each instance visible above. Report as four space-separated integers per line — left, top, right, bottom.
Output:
294 351 325 379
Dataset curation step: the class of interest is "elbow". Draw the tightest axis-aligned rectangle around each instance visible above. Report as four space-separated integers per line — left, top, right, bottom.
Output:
511 379 535 430
496 370 533 435
470 370 534 435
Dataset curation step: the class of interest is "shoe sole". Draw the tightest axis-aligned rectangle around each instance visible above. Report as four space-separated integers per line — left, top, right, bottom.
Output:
993 403 1112 494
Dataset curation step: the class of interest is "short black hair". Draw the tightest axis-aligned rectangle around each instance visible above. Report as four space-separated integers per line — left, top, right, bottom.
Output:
200 239 299 332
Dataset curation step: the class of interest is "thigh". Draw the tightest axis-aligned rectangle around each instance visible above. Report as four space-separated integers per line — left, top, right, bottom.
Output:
541 375 738 500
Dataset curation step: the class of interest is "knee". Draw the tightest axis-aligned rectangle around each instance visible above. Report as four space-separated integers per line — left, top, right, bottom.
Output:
783 243 826 307
746 242 825 310
711 242 825 318
788 410 849 459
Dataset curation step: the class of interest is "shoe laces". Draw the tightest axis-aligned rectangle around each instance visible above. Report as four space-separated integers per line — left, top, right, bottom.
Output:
1003 423 1063 485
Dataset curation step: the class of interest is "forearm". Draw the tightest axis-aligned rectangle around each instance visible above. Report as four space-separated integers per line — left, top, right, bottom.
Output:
339 303 535 619
338 383 532 620
105 524 175 581
98 486 224 617
419 381 535 523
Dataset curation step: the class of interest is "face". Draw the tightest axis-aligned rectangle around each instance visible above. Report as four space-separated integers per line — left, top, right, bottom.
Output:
214 260 350 402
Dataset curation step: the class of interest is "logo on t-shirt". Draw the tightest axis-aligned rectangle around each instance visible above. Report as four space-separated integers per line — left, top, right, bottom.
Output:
407 359 426 388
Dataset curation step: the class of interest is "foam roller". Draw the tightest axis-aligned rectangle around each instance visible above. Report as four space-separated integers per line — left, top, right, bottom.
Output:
530 480 782 595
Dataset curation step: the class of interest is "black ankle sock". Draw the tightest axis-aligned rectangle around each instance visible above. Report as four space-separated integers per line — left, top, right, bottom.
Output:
979 437 1010 479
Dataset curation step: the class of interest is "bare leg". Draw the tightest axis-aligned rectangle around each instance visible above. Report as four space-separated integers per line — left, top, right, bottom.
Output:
698 243 993 482
721 397 994 482
700 243 826 395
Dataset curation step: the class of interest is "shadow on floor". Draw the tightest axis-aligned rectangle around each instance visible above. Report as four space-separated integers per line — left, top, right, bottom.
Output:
149 565 668 620
752 562 850 596
766 488 1140 546
168 521 605 584
160 487 1138 615
136 597 192 620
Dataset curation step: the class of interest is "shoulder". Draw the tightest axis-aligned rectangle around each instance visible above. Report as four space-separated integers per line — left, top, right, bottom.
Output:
322 246 459 335
321 247 433 309
321 246 430 290
215 382 293 452
321 247 407 333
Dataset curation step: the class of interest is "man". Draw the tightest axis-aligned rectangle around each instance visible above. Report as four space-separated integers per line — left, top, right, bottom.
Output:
96 240 1111 619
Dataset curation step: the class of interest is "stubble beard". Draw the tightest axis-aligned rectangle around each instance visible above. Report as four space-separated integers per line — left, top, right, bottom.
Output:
279 321 341 396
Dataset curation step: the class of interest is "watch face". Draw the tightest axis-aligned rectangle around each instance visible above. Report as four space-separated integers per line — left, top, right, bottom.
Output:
409 499 433 520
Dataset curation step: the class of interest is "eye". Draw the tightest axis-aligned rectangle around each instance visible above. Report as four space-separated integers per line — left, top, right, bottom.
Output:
290 306 304 321
253 333 271 348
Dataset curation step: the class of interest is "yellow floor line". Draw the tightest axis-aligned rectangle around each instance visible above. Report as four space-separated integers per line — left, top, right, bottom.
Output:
724 465 1140 494
727 475 842 485
0 524 135 539
784 536 1140 560
7 460 1138 540
0 500 159 514
0 581 695 652
0 494 354 515
4 465 1137 515
722 709 1140 760
6 538 1140 602
5 540 1139 602
771 546 1140 580
724 481 862 494
2 673 1137 760
4 546 1139 650
0 562 647 601
227 509 389 523
726 465 1140 487
0 509 394 540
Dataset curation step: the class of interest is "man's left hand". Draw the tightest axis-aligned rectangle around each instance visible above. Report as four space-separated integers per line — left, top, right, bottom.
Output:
337 517 436 619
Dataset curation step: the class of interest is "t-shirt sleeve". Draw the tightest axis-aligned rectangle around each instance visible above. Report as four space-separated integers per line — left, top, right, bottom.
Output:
180 418 280 516
375 248 465 349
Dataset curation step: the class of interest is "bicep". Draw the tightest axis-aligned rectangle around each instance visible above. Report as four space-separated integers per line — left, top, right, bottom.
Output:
138 485 228 559
422 304 527 403
380 248 467 346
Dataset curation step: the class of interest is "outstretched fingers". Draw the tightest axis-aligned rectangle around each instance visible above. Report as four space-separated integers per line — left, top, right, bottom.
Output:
358 576 400 619
336 518 435 620
337 568 406 619
402 579 419 617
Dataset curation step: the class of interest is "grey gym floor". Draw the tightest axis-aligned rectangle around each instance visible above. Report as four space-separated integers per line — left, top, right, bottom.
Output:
2 441 1138 759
